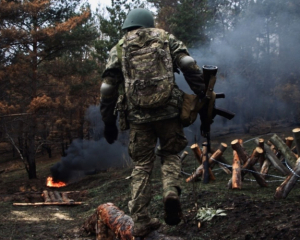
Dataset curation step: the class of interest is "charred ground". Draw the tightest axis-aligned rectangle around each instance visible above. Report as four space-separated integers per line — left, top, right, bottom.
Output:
0 126 300 240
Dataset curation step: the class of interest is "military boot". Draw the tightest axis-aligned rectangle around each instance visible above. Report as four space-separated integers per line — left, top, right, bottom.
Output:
163 187 182 225
133 218 161 237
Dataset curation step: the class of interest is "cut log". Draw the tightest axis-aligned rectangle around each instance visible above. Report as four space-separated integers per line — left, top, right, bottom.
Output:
257 138 265 167
254 138 289 175
186 165 203 183
13 202 82 206
249 165 268 187
83 203 184 240
292 128 300 155
269 134 297 168
228 147 266 188
54 191 63 202
186 143 227 183
218 163 232 174
190 143 202 165
62 192 74 203
244 147 267 187
48 191 57 202
260 158 271 179
231 150 242 189
210 144 231 174
274 158 300 199
180 151 189 162
202 142 210 184
285 137 294 149
42 190 51 203
97 203 133 240
231 139 248 165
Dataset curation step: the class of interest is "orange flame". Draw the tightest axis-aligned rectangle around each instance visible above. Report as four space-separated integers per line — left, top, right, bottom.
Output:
46 177 67 188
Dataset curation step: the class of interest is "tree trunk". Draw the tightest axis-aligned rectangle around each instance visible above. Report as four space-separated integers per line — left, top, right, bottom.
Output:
27 119 37 179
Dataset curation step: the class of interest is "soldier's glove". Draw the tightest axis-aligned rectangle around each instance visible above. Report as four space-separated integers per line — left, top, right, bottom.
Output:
104 123 118 144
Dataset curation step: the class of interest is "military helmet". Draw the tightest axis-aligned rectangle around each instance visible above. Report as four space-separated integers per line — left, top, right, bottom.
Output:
122 8 154 30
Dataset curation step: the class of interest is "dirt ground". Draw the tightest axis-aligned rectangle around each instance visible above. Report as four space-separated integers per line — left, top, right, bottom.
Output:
0 126 300 240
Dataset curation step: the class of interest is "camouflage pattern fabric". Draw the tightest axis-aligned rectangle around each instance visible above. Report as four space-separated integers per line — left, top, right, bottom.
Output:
122 28 174 109
128 118 187 222
101 29 190 124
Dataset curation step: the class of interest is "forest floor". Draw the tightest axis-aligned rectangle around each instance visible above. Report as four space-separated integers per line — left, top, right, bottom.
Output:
0 125 300 240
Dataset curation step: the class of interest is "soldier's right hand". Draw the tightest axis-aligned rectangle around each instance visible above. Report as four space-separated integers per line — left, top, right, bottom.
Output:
104 123 118 144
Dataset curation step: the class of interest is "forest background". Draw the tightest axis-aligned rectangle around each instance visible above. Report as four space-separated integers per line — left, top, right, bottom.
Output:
1 0 300 180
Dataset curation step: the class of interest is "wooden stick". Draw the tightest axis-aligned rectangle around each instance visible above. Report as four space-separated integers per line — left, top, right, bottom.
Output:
186 143 228 182
210 144 231 174
218 163 231 174
42 190 51 203
260 158 271 179
180 151 189 162
48 191 57 202
191 143 202 165
54 191 63 202
185 165 203 183
258 138 265 168
244 147 267 187
292 128 300 155
269 134 297 168
254 138 289 175
13 202 82 206
274 158 300 199
62 192 74 203
202 142 210 184
231 150 242 189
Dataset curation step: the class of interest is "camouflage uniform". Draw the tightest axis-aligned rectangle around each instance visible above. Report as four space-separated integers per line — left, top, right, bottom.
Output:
101 29 191 224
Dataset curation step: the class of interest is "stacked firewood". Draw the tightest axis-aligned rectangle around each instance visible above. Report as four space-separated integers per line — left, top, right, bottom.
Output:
185 142 231 183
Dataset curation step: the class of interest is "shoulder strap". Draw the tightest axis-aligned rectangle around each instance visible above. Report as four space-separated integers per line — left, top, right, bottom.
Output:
116 39 124 64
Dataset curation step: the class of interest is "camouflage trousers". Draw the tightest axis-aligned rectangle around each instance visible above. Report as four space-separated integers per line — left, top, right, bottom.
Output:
128 117 188 222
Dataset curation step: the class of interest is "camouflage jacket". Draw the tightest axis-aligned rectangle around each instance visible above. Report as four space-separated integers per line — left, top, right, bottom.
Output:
102 28 190 124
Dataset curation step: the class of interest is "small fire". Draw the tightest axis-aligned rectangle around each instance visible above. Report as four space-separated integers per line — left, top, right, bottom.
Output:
46 177 67 188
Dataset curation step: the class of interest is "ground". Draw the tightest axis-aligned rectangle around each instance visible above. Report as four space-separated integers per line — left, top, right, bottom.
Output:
0 126 300 240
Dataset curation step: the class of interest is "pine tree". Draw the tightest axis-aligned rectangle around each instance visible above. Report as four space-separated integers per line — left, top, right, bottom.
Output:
0 0 98 179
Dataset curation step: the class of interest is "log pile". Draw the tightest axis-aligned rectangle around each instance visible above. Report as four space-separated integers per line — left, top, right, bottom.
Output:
13 190 81 206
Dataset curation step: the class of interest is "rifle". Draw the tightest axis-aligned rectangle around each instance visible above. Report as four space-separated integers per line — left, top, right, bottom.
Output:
199 65 235 183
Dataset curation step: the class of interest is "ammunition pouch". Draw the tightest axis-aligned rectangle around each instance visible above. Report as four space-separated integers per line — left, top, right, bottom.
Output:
181 93 204 127
168 88 204 127
115 94 129 131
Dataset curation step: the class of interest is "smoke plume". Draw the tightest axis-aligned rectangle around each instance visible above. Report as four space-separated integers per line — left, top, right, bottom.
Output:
50 105 129 183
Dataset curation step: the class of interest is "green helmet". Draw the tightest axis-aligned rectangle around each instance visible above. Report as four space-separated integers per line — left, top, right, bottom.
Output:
122 8 154 30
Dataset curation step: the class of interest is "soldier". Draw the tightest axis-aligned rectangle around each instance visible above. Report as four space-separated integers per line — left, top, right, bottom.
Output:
100 8 206 238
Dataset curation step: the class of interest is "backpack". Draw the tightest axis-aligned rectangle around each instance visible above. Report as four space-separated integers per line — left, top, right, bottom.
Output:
121 28 174 109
